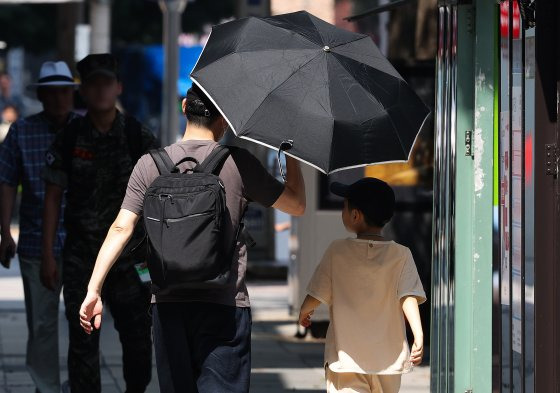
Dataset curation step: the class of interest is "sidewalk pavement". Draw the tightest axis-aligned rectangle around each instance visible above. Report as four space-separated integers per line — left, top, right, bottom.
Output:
0 259 429 392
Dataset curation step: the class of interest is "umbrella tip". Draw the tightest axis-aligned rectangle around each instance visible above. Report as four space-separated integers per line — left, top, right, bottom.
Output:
323 46 331 52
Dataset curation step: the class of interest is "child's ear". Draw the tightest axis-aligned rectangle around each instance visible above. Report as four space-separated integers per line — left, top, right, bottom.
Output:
351 208 360 222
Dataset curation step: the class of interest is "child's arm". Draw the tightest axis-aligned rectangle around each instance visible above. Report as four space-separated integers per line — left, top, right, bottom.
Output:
299 295 322 327
401 296 424 366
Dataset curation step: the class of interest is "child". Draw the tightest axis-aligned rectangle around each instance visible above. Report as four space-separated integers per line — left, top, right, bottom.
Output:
299 178 426 393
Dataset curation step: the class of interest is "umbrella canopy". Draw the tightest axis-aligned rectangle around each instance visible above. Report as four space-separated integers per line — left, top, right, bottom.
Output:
190 10 430 174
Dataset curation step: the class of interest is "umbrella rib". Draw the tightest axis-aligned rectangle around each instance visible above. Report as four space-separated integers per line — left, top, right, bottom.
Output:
377 113 408 158
329 55 386 112
330 55 409 158
240 51 323 134
330 53 397 110
330 35 370 50
259 16 369 51
193 48 317 76
192 19 252 72
304 12 369 49
259 18 322 48
332 44 402 80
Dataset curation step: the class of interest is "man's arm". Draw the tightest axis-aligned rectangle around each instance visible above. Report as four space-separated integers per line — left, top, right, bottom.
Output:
88 209 139 293
0 123 22 268
0 184 17 267
401 296 424 365
79 209 139 334
272 156 306 216
40 183 64 289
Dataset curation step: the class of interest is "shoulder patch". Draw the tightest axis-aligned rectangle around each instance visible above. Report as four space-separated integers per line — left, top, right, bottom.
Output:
45 151 56 166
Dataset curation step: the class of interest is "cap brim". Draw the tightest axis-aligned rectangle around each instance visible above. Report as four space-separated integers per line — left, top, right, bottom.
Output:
330 182 350 197
83 69 118 80
28 81 79 88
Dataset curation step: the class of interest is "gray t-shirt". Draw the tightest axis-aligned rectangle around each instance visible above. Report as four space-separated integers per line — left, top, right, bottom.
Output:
121 139 284 307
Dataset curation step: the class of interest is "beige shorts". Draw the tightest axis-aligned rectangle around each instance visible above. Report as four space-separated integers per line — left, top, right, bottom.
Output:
325 367 402 393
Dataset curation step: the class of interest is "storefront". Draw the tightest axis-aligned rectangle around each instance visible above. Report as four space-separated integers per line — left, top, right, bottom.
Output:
431 0 559 392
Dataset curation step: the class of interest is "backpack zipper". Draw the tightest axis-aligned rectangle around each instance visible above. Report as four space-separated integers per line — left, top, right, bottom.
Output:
146 210 214 225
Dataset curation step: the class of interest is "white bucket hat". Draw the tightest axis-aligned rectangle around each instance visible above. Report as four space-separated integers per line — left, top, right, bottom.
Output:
29 61 79 87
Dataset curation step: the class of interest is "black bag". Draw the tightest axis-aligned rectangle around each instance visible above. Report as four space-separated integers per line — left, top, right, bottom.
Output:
143 145 237 293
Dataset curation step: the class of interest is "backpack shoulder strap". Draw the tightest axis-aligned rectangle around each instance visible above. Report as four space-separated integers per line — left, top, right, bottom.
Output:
62 117 82 173
149 148 178 175
194 145 231 175
123 115 143 163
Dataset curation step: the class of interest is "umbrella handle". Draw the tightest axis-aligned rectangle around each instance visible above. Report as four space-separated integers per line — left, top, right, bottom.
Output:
277 140 294 183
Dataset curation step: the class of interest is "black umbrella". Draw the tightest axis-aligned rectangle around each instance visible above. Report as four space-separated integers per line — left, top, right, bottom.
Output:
190 10 430 175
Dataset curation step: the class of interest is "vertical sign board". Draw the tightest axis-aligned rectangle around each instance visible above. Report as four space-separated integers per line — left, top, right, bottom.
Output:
510 0 524 365
499 1 512 391
511 18 524 391
500 1 526 391
523 27 536 392
499 1 511 307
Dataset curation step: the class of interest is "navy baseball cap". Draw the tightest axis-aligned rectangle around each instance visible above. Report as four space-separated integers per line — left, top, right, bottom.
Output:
77 53 119 81
330 177 395 226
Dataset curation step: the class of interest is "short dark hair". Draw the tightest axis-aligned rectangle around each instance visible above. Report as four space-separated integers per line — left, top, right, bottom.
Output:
185 84 221 128
2 104 19 114
347 199 390 228
185 99 220 128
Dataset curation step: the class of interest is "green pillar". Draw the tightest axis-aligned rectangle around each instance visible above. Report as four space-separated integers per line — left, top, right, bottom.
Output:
469 0 496 390
454 0 496 391
432 1 496 392
453 3 475 392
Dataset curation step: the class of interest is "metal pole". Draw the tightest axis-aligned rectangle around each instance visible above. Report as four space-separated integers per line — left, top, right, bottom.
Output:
89 0 111 53
158 0 187 147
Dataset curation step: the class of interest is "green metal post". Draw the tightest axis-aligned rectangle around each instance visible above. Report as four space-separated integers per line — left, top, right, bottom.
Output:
469 1 496 391
453 3 475 392
453 1 496 392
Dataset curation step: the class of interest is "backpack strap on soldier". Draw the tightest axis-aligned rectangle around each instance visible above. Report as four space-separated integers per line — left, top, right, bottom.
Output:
123 115 143 164
61 117 81 174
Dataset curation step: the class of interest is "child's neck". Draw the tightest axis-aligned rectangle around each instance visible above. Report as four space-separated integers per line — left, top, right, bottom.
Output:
356 227 384 240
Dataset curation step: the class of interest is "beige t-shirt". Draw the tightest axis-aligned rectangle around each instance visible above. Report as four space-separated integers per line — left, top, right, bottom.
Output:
307 238 426 375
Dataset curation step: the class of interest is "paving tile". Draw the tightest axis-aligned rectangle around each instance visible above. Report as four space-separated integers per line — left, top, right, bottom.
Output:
1 268 430 392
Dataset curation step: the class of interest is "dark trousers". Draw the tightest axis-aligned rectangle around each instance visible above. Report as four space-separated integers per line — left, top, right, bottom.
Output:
63 239 152 393
152 302 252 393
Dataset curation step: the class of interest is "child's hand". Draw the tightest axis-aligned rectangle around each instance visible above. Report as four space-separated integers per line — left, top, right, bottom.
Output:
298 295 321 328
298 309 314 328
410 340 424 366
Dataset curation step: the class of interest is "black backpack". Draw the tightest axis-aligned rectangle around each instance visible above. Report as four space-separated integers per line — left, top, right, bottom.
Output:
143 145 239 293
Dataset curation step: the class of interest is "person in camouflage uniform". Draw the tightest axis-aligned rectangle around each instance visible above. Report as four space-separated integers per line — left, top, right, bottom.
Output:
41 54 157 393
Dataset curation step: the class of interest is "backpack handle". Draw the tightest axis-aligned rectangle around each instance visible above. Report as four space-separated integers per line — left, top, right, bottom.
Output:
174 156 199 167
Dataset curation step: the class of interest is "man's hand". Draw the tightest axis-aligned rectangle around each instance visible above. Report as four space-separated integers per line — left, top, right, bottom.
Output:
0 184 17 268
79 290 103 335
40 254 59 290
0 233 16 268
272 156 306 216
410 340 424 366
